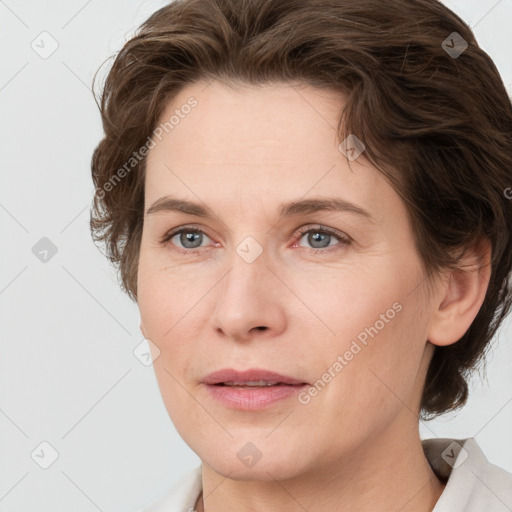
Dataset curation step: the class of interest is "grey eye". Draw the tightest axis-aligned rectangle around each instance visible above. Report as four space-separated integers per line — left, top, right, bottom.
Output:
171 230 210 249
299 230 339 249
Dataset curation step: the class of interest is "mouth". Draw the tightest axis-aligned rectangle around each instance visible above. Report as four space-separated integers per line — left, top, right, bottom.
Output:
214 380 302 388
202 368 308 386
202 368 309 410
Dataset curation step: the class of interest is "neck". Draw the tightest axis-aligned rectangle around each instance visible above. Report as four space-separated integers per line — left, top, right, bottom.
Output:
194 413 445 512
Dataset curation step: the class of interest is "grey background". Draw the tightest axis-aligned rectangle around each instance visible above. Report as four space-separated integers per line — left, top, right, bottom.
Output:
1 1 511 510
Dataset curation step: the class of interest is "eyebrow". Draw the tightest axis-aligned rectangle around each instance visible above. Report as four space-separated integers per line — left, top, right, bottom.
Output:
145 195 374 222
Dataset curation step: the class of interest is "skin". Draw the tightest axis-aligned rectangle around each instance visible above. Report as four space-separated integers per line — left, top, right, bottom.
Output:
137 79 491 511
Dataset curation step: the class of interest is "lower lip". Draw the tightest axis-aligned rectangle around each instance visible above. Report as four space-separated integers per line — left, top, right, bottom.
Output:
204 384 307 410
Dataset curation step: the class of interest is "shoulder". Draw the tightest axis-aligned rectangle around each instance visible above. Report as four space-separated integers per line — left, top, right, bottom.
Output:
140 465 202 512
423 437 512 512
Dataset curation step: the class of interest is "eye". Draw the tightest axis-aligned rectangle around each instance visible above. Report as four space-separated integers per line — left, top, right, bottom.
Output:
160 225 213 253
160 224 351 255
294 225 351 253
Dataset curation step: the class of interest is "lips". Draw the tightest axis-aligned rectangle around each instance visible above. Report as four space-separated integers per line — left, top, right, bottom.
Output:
202 368 309 410
202 368 308 386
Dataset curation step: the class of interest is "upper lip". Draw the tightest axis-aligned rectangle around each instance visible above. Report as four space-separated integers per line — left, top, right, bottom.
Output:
202 368 308 385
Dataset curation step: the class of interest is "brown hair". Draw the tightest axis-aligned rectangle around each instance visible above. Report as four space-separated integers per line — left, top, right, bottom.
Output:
90 0 512 418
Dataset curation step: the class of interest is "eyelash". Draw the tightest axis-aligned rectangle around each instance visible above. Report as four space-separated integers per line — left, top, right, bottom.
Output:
160 223 351 255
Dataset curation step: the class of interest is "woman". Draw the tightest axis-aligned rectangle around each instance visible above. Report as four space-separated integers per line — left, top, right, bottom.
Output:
90 0 512 510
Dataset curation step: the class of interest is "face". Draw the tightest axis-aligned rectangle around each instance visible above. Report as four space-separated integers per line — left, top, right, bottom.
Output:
137 80 437 481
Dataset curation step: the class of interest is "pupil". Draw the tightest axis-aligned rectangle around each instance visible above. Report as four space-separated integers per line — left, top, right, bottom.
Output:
182 231 201 248
309 231 329 248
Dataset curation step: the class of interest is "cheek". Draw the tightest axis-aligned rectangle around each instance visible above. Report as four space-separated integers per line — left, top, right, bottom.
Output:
150 359 212 455
289 263 401 347
137 251 208 340
301 264 429 416
137 253 220 394
318 290 429 432
138 269 206 432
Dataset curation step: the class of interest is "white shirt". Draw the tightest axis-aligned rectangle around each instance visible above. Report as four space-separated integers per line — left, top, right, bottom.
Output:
141 438 512 511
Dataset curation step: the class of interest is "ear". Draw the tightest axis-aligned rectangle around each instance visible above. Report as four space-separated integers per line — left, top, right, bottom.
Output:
427 238 492 347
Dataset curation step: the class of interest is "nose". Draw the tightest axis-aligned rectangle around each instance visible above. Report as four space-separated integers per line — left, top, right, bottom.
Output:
211 246 287 343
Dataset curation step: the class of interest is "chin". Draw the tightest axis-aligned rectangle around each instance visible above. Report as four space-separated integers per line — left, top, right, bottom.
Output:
192 436 311 482
205 454 305 482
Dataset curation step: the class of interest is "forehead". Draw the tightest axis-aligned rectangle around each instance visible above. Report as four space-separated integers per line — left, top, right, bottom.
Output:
150 80 345 163
144 80 401 223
